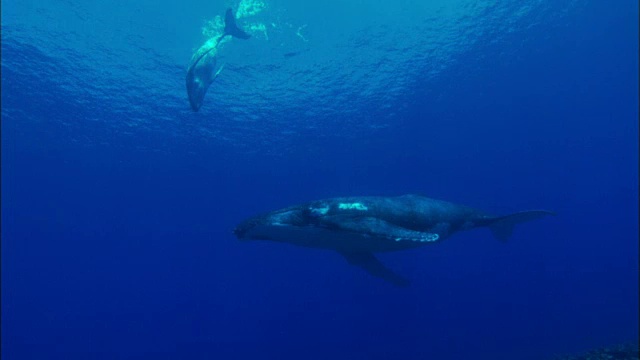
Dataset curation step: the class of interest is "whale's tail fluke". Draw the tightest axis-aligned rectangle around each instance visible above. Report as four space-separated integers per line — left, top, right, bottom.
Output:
224 8 251 39
486 210 556 242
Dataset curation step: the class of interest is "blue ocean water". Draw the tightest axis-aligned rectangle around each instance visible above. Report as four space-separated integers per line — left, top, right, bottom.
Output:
1 0 638 359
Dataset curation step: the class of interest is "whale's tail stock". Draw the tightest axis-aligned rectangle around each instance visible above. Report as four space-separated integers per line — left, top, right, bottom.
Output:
484 210 556 242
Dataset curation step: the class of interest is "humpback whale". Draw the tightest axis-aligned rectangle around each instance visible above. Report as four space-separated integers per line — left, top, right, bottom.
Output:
234 194 555 286
186 8 251 111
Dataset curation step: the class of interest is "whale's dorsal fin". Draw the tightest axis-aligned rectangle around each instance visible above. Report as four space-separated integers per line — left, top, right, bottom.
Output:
340 251 409 287
224 8 251 39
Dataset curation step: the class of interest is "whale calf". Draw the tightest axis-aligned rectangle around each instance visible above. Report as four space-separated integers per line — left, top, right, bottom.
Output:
186 8 251 111
234 194 555 286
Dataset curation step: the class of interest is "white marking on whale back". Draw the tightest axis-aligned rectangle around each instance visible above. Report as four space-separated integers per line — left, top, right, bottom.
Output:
310 206 329 216
338 202 368 211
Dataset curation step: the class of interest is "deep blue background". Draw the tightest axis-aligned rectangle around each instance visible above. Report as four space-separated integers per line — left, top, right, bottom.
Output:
2 0 638 359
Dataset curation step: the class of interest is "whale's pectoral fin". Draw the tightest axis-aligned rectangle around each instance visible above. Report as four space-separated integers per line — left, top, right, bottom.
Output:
340 251 410 287
322 216 440 243
488 210 556 242
208 64 225 85
224 8 251 39
215 64 225 77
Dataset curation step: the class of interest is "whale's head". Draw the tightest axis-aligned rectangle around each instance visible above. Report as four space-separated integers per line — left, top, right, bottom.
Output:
234 206 311 241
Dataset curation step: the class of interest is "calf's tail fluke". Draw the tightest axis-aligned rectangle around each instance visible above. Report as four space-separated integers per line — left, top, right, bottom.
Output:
224 8 251 39
488 210 556 242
